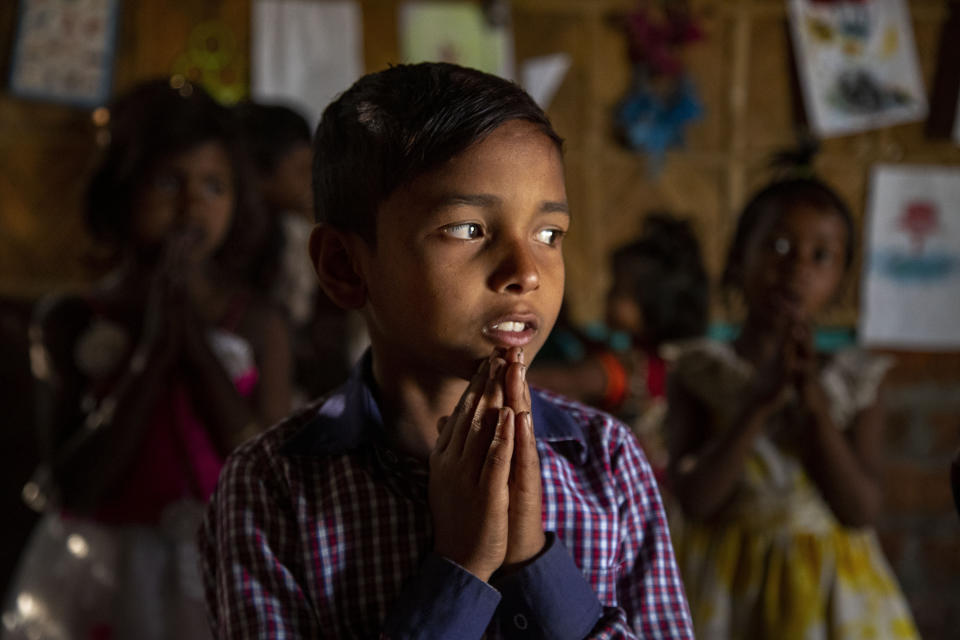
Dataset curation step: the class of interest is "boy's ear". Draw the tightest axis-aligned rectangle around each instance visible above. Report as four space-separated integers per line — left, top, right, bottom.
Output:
309 224 367 310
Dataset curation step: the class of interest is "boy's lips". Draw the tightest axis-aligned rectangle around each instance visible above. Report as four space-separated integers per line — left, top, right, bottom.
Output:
482 313 540 348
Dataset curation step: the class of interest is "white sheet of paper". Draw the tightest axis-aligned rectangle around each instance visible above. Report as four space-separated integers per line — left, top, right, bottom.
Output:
787 0 927 138
860 165 960 350
521 53 571 110
251 0 364 128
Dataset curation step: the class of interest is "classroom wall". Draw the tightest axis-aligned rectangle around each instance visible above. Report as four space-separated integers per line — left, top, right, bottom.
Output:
0 1 958 637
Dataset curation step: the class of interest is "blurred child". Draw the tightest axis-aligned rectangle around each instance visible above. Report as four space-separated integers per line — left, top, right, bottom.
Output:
666 161 919 638
236 102 364 402
234 101 315 321
529 213 708 474
3 79 292 640
200 62 694 638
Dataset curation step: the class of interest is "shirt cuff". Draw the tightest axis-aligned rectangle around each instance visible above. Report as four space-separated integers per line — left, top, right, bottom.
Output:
381 552 501 639
491 532 603 639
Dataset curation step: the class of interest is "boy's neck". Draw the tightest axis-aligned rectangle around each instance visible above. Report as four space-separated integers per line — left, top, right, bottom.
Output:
370 352 470 462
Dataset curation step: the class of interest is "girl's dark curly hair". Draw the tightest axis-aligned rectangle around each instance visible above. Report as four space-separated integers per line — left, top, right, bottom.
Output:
611 213 709 345
84 78 266 275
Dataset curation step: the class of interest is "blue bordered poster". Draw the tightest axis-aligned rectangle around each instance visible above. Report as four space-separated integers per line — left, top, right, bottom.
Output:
8 0 120 107
861 165 960 350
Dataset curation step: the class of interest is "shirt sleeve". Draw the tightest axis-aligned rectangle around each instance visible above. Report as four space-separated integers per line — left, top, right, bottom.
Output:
199 451 322 639
381 554 501 639
491 532 603 639
588 424 695 639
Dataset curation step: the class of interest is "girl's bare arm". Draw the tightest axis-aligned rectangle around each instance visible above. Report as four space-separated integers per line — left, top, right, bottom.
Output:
181 299 292 453
796 379 884 528
666 377 776 521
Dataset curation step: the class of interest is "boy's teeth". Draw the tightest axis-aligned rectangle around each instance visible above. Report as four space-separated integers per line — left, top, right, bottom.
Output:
493 321 525 333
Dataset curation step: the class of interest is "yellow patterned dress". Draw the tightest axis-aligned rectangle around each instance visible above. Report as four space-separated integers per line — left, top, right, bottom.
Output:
670 340 919 640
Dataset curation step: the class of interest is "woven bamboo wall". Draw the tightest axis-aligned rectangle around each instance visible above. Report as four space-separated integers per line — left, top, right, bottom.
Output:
1 2 958 636
3 0 959 324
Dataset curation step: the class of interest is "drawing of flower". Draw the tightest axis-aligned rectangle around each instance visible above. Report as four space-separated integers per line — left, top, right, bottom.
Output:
898 201 939 253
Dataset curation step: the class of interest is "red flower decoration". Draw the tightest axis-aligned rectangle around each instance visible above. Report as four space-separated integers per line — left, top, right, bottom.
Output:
898 201 939 253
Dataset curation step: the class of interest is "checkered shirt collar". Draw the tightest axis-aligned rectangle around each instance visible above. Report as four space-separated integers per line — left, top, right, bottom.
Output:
281 350 588 462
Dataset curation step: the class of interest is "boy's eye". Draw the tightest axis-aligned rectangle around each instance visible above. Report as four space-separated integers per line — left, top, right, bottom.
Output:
535 228 565 246
443 222 484 240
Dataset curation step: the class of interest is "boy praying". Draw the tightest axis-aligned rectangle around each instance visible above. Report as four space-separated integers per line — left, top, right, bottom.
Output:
200 62 693 639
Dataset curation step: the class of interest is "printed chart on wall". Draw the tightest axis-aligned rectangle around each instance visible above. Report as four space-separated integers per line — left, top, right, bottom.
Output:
787 0 927 138
860 165 960 350
8 0 119 107
399 1 514 79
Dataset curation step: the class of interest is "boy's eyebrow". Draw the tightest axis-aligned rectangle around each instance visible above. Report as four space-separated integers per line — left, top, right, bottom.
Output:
436 193 571 215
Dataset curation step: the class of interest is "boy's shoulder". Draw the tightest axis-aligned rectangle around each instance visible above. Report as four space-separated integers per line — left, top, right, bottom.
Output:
220 397 331 480
530 386 644 463
219 386 649 489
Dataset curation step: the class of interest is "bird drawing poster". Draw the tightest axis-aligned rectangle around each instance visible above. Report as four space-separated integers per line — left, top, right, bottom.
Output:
787 0 927 138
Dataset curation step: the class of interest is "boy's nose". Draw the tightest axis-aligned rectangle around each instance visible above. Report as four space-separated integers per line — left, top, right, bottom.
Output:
490 238 540 294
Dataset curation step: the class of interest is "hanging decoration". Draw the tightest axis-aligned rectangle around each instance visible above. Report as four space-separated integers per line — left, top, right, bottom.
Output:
615 0 704 173
170 20 248 104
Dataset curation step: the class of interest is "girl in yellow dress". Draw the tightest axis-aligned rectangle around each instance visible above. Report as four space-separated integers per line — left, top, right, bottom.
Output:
665 169 919 639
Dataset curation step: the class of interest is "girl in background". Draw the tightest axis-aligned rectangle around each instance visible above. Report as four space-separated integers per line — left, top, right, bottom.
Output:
529 213 708 475
666 162 918 638
235 102 367 403
4 79 291 640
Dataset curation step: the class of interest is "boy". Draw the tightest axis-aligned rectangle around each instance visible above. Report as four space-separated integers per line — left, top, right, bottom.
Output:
200 63 693 639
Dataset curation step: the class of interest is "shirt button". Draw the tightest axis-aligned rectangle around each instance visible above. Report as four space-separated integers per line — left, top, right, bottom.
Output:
513 613 528 630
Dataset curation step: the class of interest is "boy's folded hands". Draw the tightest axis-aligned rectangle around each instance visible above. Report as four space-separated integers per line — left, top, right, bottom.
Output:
428 347 546 582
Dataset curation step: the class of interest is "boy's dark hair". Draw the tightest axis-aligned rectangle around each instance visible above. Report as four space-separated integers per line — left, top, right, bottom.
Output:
85 78 265 272
235 102 312 175
611 213 708 345
312 62 563 240
721 144 856 292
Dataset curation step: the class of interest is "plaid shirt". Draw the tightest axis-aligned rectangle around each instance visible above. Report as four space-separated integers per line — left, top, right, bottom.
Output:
200 355 693 639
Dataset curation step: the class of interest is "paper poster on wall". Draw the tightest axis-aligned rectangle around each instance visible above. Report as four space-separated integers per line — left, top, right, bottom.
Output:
787 0 927 138
860 165 960 350
8 0 119 107
251 0 364 128
399 2 514 79
521 53 571 110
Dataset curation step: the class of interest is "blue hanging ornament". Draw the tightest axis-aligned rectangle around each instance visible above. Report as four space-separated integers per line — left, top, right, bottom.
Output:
616 73 703 173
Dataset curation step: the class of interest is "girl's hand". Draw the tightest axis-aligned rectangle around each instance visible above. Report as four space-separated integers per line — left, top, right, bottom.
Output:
501 347 546 570
788 322 831 420
744 340 793 419
429 352 513 582
151 227 209 366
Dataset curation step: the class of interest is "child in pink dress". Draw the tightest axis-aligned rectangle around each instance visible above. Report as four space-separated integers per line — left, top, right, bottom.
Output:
4 79 292 640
